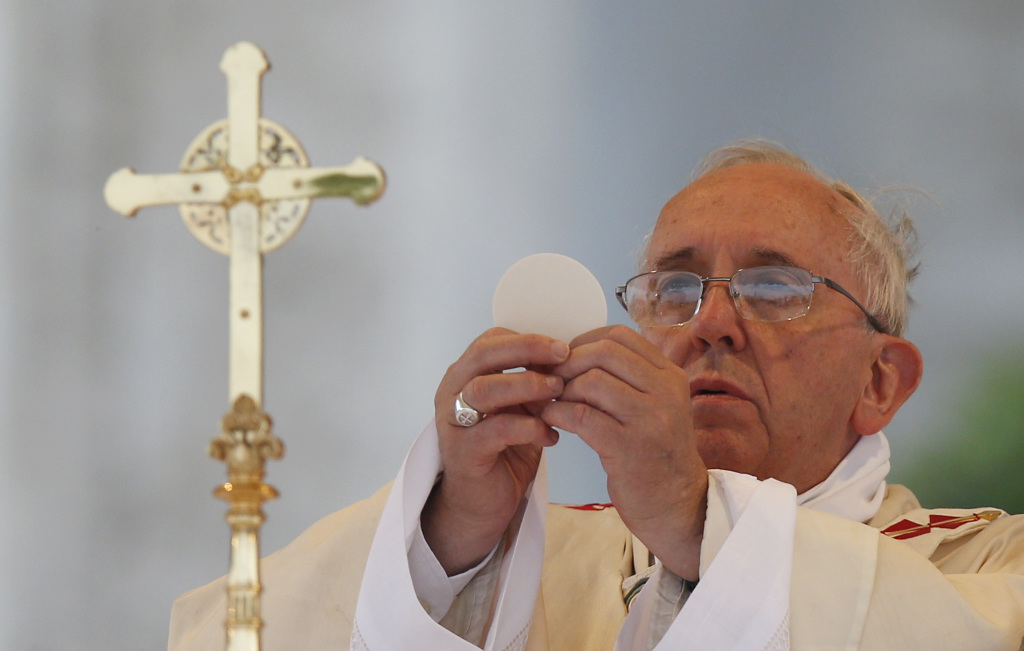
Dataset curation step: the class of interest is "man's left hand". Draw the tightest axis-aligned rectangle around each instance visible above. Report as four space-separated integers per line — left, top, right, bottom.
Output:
541 325 708 582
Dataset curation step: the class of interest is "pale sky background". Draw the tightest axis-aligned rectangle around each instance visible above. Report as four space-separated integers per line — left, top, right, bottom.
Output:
1 2 1023 648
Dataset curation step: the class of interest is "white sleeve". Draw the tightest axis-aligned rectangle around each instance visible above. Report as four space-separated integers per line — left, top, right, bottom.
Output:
351 422 548 651
408 521 508 643
407 522 498 622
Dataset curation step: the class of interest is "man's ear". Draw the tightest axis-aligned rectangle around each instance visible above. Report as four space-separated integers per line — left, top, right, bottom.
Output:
852 336 924 436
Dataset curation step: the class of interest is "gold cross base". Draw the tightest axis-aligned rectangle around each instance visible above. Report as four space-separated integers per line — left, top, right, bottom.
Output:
208 395 283 650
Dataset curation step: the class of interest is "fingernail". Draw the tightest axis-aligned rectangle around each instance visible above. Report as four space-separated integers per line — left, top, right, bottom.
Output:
552 341 570 359
546 375 563 391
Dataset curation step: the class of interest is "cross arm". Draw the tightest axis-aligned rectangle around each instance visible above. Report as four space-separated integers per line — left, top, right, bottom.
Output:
104 167 231 217
258 157 386 206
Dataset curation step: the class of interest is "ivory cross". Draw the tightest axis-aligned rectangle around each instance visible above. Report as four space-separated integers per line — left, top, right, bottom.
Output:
105 41 384 407
104 42 384 651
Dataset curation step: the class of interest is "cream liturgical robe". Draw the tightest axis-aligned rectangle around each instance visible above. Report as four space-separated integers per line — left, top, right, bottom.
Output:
169 424 1024 650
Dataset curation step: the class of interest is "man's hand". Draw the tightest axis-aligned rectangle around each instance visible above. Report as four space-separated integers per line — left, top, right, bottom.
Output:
423 328 570 575
542 325 708 582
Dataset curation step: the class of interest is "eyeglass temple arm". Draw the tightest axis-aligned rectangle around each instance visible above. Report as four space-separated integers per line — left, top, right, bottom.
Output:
817 277 887 334
614 286 628 311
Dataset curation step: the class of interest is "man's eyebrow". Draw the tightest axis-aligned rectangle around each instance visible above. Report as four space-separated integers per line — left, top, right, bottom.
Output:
650 248 695 270
650 247 801 270
751 248 800 267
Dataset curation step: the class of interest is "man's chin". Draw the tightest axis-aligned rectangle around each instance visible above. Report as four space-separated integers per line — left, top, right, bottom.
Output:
693 424 767 477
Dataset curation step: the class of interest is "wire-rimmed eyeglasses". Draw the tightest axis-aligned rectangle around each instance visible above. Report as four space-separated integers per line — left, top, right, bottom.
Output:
615 265 886 334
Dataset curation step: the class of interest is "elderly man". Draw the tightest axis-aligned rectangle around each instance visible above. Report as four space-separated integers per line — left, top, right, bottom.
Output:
169 142 1024 650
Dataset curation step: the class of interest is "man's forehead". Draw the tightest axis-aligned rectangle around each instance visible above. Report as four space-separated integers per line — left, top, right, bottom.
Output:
661 162 853 221
676 160 836 199
647 162 856 269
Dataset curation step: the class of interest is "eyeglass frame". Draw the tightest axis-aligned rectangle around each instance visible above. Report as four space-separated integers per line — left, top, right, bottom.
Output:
614 266 887 334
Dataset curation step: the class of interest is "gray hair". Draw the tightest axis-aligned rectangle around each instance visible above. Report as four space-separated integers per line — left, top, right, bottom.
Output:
684 139 918 337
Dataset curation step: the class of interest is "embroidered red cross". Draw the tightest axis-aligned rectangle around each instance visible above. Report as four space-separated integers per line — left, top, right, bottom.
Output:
563 503 613 511
881 511 1000 540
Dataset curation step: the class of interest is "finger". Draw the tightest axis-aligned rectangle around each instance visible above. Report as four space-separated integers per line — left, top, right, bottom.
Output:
442 413 560 469
440 329 571 397
467 329 571 375
557 358 691 436
553 335 679 395
540 399 620 455
458 371 564 416
481 414 559 450
559 367 642 419
569 325 664 363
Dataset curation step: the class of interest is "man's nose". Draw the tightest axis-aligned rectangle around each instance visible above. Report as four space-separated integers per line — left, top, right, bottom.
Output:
687 282 747 350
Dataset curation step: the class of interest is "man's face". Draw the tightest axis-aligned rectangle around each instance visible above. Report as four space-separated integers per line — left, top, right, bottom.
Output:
644 162 880 493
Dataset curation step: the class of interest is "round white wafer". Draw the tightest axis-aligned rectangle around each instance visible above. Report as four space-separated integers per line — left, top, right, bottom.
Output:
492 253 607 343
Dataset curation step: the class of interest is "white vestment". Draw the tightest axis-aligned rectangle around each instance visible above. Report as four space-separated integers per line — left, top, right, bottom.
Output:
169 423 1024 650
351 423 888 650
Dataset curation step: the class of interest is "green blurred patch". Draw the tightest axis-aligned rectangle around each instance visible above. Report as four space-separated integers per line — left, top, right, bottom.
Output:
892 347 1024 514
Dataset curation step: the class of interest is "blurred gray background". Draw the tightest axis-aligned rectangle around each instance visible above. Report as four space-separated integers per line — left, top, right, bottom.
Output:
2 2 1023 648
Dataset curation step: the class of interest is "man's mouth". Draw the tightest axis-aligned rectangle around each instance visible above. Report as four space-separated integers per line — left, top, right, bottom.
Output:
689 378 749 401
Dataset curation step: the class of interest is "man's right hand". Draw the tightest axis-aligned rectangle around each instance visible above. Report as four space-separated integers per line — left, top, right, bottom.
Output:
422 328 570 575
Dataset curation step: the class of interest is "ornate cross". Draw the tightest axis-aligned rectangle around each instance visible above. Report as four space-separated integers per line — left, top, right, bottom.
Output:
104 42 384 651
